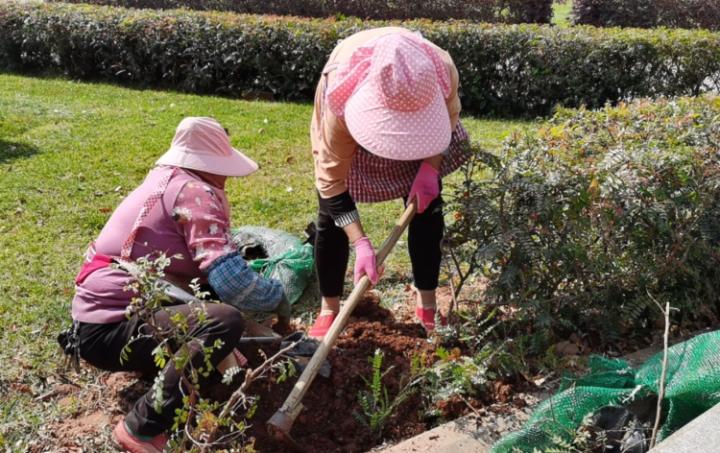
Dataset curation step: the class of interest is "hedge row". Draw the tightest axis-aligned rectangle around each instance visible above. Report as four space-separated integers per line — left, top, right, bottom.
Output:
2 2 720 116
50 0 554 23
573 0 720 31
447 95 720 344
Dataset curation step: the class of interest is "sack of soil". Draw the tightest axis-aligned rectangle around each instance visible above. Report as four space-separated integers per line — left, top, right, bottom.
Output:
232 226 314 305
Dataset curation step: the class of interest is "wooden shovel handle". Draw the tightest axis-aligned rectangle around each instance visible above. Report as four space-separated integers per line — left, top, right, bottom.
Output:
275 201 417 417
375 201 417 265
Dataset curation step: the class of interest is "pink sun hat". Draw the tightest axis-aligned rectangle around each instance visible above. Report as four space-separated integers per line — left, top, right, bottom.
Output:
156 117 259 177
327 32 452 161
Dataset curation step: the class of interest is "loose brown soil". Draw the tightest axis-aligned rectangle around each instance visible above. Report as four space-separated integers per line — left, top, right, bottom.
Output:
29 371 147 452
248 294 442 452
31 293 480 452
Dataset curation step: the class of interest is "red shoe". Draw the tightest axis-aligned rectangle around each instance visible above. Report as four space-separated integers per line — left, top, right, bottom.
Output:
113 418 168 453
308 312 336 339
415 307 447 331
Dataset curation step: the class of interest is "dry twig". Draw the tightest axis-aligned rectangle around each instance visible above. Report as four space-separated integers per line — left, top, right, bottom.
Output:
458 394 482 419
185 340 299 450
647 290 675 449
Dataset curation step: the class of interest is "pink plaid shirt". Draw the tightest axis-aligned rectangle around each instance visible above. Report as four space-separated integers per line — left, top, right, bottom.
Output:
348 122 470 203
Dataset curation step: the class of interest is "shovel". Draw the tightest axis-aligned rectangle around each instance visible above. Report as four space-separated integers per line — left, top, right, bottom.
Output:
266 201 417 449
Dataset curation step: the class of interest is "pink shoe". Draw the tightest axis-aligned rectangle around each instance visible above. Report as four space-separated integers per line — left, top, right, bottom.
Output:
113 418 168 453
308 312 336 339
415 307 447 331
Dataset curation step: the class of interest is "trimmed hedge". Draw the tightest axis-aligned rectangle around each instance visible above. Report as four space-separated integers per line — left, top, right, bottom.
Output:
50 0 554 23
447 95 720 345
573 0 720 30
2 2 720 116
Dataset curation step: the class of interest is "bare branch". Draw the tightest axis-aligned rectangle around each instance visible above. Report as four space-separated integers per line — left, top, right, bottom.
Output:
225 340 299 418
186 340 300 450
646 290 672 449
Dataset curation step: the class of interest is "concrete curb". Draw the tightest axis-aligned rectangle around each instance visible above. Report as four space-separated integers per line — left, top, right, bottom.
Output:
648 403 720 453
378 415 489 453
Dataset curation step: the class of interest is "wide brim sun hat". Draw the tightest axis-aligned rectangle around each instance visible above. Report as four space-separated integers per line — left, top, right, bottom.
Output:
156 117 259 177
326 32 453 161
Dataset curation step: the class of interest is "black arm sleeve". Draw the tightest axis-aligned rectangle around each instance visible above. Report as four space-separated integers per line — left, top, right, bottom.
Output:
317 190 359 225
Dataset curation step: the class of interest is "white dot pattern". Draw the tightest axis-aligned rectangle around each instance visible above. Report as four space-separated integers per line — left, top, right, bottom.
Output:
325 32 453 161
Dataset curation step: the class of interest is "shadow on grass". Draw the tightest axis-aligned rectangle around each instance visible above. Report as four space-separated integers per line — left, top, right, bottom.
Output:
0 139 40 164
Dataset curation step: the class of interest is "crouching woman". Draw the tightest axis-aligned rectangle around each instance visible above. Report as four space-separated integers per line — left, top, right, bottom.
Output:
69 117 289 452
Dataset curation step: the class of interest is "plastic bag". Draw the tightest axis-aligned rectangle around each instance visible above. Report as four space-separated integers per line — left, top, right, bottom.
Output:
232 226 314 305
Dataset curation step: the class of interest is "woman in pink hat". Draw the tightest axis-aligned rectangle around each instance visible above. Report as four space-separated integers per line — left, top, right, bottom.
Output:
69 117 290 453
309 28 471 338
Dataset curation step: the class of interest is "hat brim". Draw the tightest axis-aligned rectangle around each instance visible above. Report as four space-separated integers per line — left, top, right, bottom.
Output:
155 146 259 177
344 79 452 161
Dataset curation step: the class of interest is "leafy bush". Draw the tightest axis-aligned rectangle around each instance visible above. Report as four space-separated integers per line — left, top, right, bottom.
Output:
2 2 720 116
572 0 657 28
446 96 720 346
49 0 554 23
421 345 496 405
573 0 720 30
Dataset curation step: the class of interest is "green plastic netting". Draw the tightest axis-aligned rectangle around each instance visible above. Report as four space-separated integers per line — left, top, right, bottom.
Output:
493 331 720 452
231 226 314 305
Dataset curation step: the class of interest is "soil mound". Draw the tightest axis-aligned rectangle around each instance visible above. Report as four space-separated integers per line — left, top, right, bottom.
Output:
37 294 473 452
249 294 440 453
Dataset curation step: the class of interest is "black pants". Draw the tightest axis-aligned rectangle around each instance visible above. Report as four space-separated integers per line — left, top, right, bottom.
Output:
78 303 244 436
315 195 444 297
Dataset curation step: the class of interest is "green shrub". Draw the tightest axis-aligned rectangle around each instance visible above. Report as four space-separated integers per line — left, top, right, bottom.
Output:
49 0 554 24
2 2 720 116
572 0 657 28
573 0 720 31
446 96 720 346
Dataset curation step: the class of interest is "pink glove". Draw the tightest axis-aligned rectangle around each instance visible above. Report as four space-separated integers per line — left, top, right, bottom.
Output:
408 162 440 213
353 236 379 285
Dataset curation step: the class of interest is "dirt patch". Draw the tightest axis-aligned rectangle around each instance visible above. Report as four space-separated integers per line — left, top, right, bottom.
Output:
51 410 112 445
391 279 487 326
29 371 147 452
247 294 451 453
31 292 480 452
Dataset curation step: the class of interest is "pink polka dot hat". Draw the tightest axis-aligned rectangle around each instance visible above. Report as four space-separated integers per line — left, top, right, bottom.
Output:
327 32 452 161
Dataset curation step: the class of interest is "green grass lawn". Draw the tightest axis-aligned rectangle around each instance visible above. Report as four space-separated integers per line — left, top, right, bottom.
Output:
553 1 573 26
0 73 538 446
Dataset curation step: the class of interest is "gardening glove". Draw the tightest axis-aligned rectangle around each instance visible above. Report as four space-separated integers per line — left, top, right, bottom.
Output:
353 236 379 285
408 162 440 214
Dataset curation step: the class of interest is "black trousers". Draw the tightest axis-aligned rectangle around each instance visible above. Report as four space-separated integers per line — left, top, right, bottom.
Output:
315 195 444 297
77 303 244 436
